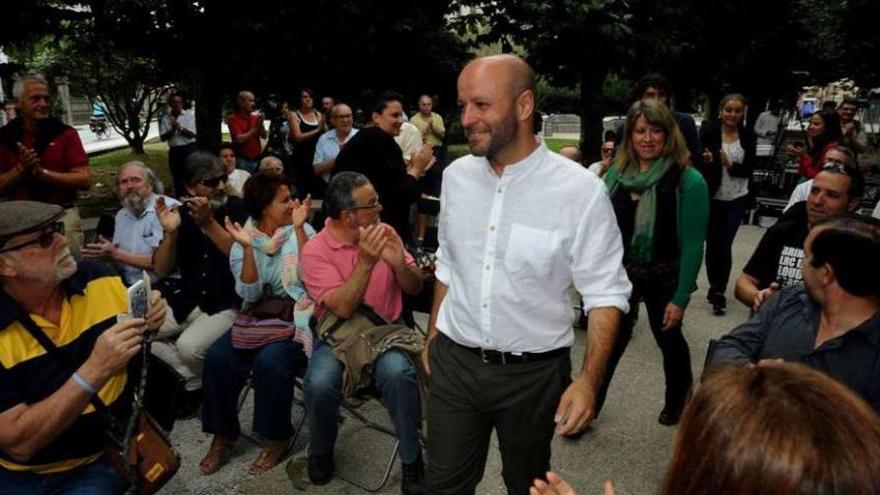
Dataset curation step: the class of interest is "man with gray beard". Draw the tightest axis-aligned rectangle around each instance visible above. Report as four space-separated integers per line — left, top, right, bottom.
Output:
0 201 168 491
82 161 181 286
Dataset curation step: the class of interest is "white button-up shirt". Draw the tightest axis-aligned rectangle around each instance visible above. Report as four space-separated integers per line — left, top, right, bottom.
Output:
113 194 180 285
435 139 631 353
159 111 197 148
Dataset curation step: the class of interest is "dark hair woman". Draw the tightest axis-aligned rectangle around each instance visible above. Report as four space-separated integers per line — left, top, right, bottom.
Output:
787 110 843 179
199 172 315 476
289 88 327 198
595 98 709 426
698 93 757 316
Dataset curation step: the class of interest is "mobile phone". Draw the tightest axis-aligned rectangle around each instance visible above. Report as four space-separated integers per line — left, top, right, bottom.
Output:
127 271 151 320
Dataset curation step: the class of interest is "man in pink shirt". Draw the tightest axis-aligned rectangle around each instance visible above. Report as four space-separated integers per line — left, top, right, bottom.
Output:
300 171 426 494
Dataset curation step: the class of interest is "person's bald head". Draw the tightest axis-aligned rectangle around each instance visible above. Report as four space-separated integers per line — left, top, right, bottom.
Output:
458 55 537 161
461 55 535 97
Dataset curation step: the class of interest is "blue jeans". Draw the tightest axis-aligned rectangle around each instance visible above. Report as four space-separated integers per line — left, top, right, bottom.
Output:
706 196 749 297
0 457 128 495
202 331 308 440
304 342 421 463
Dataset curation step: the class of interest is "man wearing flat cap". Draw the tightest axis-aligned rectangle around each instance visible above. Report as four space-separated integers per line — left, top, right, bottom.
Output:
151 151 248 417
0 201 168 491
0 73 92 259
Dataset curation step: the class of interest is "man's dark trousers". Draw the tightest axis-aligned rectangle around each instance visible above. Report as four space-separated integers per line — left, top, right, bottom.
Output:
426 333 571 495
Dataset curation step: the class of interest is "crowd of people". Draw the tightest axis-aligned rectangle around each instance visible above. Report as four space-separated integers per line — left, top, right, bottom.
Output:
0 54 879 495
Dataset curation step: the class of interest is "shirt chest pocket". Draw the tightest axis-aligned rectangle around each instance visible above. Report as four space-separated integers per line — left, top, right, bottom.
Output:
504 223 560 279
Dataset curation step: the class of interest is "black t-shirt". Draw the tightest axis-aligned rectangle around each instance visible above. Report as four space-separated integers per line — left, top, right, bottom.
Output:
743 202 809 289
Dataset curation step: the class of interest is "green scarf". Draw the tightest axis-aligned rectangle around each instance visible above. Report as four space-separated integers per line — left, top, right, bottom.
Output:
604 156 674 264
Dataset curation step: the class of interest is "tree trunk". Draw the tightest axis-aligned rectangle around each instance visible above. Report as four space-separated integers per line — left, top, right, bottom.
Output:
580 65 609 164
195 70 224 154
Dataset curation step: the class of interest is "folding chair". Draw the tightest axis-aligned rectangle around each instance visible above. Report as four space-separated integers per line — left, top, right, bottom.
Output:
334 391 402 492
236 373 308 457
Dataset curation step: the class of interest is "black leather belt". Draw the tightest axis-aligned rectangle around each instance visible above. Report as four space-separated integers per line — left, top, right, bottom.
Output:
453 338 569 365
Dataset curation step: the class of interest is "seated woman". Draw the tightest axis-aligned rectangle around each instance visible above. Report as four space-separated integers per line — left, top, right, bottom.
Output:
199 172 316 475
532 362 880 495
787 110 843 180
594 98 709 425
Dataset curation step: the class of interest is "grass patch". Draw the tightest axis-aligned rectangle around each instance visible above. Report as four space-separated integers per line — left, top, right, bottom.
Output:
77 141 172 218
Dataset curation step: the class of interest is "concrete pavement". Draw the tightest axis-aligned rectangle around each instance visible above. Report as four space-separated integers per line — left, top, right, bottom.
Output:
161 225 765 495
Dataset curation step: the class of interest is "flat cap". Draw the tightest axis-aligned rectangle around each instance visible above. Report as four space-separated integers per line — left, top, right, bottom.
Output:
0 201 65 247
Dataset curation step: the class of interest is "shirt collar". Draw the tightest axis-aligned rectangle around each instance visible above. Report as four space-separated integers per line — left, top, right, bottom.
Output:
849 312 880 347
484 136 546 179
321 218 355 250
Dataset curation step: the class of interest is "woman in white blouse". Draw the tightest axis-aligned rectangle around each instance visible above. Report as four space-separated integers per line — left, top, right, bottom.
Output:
698 94 757 316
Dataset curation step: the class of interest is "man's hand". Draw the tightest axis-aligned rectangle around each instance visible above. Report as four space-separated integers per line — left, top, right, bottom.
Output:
529 472 583 495
291 195 312 229
379 224 406 268
662 303 684 330
83 318 147 382
171 118 181 131
16 143 41 172
224 216 253 247
554 375 595 436
357 224 387 267
155 196 182 234
184 196 213 227
753 282 780 312
81 235 118 261
145 291 167 332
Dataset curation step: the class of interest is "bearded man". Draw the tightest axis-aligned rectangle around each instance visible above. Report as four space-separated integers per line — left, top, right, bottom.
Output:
82 161 181 286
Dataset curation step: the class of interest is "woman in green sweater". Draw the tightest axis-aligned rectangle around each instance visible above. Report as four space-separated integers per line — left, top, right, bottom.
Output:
596 98 709 426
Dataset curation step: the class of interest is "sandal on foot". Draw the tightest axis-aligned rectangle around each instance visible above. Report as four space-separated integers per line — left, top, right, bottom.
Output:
199 436 234 475
248 440 288 475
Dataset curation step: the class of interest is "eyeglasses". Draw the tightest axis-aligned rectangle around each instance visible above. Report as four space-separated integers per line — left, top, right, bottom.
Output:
199 174 229 188
333 114 353 120
0 222 64 253
350 198 381 211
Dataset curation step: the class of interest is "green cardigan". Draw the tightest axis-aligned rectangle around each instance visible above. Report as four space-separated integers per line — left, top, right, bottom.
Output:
668 167 709 308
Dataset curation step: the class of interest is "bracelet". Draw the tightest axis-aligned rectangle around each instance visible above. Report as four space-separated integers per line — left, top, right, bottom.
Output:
71 372 98 395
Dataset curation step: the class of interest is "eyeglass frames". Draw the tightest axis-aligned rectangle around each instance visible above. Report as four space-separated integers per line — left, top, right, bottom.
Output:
199 174 229 188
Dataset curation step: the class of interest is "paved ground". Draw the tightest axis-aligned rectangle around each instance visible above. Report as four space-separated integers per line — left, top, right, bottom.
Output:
161 225 764 495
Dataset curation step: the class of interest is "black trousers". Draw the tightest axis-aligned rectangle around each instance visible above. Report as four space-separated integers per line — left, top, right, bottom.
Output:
594 273 693 416
168 143 197 197
705 196 748 298
426 333 571 495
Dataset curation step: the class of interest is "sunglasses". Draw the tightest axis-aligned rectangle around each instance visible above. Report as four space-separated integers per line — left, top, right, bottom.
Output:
199 174 229 188
821 162 856 176
0 222 64 253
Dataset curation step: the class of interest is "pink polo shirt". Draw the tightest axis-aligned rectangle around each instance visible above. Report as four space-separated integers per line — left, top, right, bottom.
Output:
301 223 415 322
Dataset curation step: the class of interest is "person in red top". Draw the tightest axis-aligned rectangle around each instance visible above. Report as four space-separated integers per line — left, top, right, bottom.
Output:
0 73 91 258
787 110 843 179
227 90 266 174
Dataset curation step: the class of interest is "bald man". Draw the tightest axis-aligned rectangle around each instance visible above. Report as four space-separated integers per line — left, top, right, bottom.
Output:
424 55 631 494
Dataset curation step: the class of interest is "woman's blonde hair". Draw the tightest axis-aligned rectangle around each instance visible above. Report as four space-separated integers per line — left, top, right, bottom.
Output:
613 99 690 171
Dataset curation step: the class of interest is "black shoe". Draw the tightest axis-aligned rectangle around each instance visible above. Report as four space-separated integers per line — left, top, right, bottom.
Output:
658 406 682 426
175 388 203 419
401 453 425 495
712 296 727 316
307 453 335 485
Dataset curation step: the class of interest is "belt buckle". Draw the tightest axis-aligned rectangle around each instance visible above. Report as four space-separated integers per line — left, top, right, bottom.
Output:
480 348 489 364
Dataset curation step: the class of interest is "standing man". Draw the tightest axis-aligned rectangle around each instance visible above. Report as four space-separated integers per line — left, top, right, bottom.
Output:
753 100 783 146
837 96 868 156
0 73 91 259
313 103 359 184
227 91 266 174
320 96 336 129
424 55 632 495
159 93 197 197
411 95 446 166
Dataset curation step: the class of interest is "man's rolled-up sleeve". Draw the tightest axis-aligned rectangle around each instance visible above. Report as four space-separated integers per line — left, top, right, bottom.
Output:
571 189 631 314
